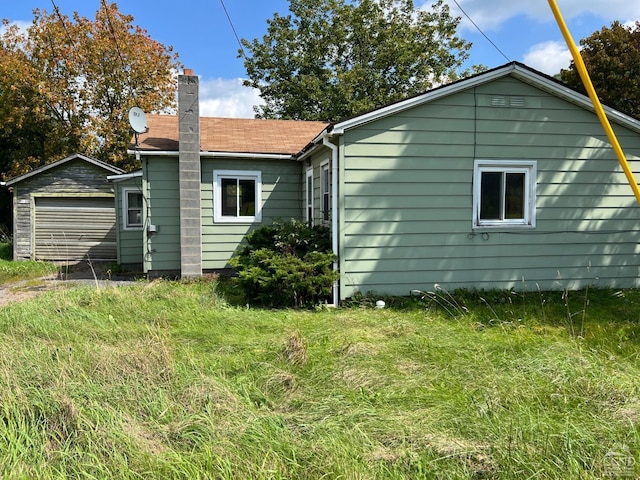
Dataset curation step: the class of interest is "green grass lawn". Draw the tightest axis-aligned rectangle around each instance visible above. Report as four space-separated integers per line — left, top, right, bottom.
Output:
0 279 639 478
0 242 58 284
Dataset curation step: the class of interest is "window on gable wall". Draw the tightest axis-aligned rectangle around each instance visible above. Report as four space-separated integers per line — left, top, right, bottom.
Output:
123 188 143 229
213 170 262 223
321 162 330 222
473 160 536 228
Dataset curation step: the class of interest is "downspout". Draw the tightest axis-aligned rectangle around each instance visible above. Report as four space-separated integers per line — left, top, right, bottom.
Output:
322 136 339 307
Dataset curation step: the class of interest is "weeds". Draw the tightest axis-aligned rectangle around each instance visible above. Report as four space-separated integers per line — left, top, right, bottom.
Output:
0 243 57 284
0 280 640 478
414 284 469 318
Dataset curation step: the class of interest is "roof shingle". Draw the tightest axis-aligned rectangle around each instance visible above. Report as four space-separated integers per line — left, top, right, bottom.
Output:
133 115 329 155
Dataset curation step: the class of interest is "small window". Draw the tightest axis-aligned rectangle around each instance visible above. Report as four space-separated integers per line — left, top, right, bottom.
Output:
306 168 314 226
321 162 330 222
123 188 143 229
213 170 262 223
473 160 536 228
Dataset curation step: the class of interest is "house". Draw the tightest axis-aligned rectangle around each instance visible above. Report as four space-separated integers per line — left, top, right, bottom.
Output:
5 153 124 262
34 61 640 300
107 114 328 272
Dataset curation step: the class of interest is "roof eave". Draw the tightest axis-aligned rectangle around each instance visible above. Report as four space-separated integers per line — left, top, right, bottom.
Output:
128 149 296 160
330 62 640 136
331 63 519 134
107 171 143 182
4 153 125 186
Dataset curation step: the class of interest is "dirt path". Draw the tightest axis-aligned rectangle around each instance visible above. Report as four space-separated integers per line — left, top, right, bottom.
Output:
0 274 60 306
0 262 142 307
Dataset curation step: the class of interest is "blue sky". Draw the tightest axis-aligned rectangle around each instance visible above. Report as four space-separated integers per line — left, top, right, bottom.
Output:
2 0 639 118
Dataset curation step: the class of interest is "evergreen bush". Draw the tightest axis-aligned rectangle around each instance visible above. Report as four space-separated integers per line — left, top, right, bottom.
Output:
230 220 338 307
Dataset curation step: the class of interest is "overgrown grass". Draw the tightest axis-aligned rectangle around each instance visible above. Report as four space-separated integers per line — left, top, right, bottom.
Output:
1 280 640 478
0 242 58 284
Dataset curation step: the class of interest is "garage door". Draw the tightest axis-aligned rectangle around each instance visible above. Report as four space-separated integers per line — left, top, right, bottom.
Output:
34 197 117 261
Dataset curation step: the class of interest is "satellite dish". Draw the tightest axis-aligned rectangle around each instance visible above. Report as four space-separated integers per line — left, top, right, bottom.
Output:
128 107 147 133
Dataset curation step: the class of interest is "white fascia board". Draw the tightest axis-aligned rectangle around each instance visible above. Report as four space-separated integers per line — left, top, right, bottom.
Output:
297 140 327 161
331 64 516 134
128 150 294 160
200 151 293 160
127 150 176 156
509 65 640 134
331 62 640 136
107 171 143 182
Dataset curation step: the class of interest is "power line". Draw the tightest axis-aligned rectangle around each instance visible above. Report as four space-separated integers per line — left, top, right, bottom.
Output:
50 0 79 51
219 0 246 58
100 0 127 70
100 0 137 101
452 0 510 63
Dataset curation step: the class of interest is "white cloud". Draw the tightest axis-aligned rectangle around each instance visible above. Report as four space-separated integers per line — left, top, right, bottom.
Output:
199 77 263 118
522 41 571 76
0 20 30 36
436 0 640 31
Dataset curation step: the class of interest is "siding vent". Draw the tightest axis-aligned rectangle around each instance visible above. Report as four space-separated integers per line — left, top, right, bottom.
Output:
510 96 526 107
491 95 506 107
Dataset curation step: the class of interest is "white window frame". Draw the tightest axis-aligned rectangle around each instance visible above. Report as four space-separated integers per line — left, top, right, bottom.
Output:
122 188 143 230
305 167 314 226
213 170 262 223
320 161 330 223
473 160 536 229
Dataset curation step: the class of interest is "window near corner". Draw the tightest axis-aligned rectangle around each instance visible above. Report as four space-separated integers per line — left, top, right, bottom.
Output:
473 160 536 228
321 162 330 222
306 168 314 226
213 170 262 223
124 189 143 229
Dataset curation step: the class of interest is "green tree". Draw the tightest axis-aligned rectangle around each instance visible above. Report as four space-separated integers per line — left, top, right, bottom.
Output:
0 2 180 177
241 0 475 121
560 21 640 117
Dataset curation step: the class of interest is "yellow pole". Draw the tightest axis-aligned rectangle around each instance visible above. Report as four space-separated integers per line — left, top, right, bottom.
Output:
548 0 640 205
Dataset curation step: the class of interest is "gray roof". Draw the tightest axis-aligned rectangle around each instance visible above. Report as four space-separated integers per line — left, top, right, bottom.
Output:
4 153 124 187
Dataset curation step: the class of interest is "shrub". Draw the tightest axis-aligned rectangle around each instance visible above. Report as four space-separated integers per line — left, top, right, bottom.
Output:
230 220 338 307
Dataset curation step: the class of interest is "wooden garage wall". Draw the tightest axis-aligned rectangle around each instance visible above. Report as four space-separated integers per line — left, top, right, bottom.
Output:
13 158 116 260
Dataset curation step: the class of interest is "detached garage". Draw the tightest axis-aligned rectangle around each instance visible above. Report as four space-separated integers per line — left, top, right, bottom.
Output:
5 153 124 262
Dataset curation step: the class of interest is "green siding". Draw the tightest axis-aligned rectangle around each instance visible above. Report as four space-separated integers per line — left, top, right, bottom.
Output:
339 76 640 298
144 157 181 273
114 177 143 266
201 158 302 269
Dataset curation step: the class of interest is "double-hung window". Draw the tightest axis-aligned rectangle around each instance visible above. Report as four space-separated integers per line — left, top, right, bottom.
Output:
321 162 330 222
123 188 143 230
473 160 536 228
213 170 262 223
306 168 314 226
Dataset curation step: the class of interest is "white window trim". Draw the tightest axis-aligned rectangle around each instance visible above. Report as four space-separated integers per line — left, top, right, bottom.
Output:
473 159 537 229
213 170 262 223
122 187 143 230
306 167 314 226
320 161 330 223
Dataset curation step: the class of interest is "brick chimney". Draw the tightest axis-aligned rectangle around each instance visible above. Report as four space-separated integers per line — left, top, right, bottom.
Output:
178 69 202 278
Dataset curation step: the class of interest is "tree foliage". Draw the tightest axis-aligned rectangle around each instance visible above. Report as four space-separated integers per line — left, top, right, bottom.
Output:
0 2 180 177
241 0 475 121
560 21 640 117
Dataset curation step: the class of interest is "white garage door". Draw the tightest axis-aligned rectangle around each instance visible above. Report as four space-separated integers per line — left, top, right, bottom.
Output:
34 197 117 261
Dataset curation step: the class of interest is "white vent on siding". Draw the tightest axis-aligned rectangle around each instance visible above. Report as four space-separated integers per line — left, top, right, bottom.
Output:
491 95 506 107
510 96 526 107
